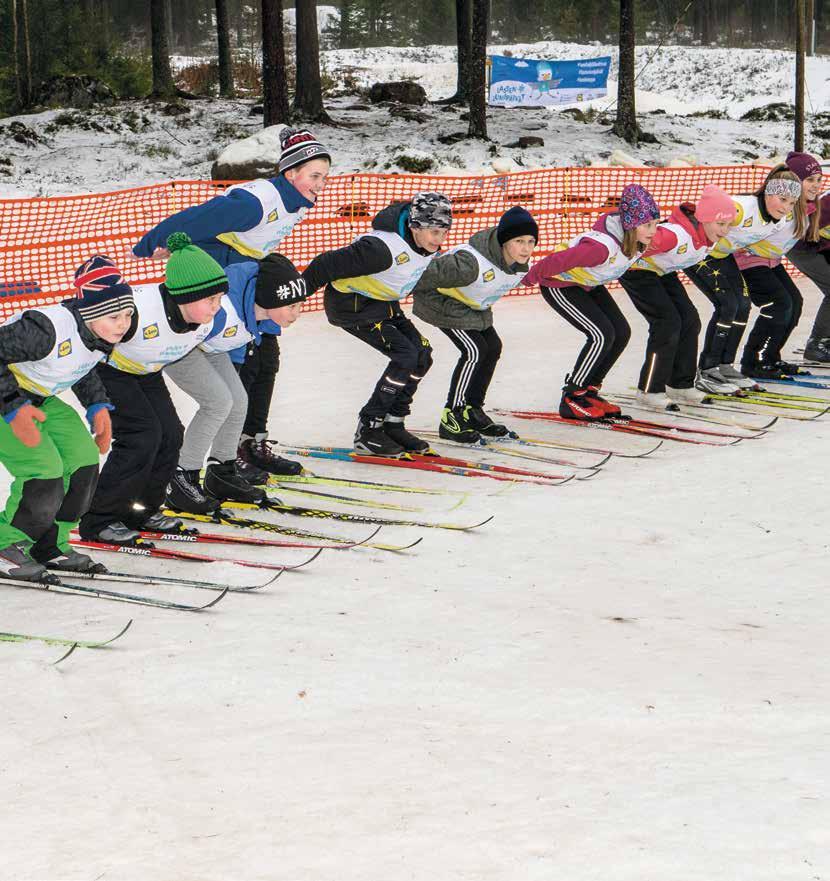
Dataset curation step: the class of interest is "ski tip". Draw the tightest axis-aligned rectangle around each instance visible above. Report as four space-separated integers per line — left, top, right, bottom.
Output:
53 642 79 665
576 469 600 481
814 406 830 420
299 547 325 567
727 436 743 446
352 525 384 548
465 515 494 529
595 452 613 467
556 473 576 485
198 585 230 610
761 416 779 429
371 536 424 552
103 618 134 645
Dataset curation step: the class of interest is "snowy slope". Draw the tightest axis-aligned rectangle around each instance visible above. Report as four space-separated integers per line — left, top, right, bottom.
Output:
1 279 829 880
0 41 828 197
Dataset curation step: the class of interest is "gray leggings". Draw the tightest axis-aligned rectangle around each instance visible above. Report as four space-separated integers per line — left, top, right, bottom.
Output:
164 348 248 469
787 247 830 340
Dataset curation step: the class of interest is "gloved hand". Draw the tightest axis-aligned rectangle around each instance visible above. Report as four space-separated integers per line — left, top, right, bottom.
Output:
92 408 112 454
9 404 46 447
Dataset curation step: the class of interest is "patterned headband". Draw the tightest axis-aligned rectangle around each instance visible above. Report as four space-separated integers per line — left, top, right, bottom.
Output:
765 178 802 199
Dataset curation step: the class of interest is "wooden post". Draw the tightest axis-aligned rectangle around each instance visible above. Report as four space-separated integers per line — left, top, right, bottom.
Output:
796 0 806 151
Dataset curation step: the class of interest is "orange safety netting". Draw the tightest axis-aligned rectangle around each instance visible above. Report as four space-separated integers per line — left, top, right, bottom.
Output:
0 165 799 320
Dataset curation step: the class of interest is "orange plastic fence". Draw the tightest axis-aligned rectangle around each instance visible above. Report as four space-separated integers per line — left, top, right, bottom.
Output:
0 165 795 320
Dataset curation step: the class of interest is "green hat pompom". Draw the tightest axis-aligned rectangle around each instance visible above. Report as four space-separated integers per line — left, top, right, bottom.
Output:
166 231 192 252
163 234 228 304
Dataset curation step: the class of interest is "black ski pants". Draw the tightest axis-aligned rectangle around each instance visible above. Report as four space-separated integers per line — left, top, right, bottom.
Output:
79 365 183 536
540 284 631 389
441 326 503 409
236 332 279 437
684 253 751 369
739 263 804 368
619 269 701 392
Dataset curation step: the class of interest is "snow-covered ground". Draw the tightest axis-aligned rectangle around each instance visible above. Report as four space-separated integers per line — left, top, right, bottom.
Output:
2 279 830 880
0 40 828 197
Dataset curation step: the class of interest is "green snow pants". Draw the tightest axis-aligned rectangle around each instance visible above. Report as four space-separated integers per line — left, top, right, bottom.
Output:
0 396 100 560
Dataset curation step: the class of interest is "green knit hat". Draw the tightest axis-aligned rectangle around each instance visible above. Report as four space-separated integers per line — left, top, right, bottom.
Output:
162 232 228 303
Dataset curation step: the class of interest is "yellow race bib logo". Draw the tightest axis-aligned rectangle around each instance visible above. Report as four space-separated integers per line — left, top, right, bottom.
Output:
222 325 239 338
57 339 72 357
395 253 410 265
483 269 496 282
143 323 159 340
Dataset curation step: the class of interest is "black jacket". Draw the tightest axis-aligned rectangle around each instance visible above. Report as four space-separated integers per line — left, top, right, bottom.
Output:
0 300 117 418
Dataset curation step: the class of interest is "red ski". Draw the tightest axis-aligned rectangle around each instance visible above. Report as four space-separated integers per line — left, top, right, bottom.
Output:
498 410 740 447
136 526 382 551
70 538 322 572
501 409 762 440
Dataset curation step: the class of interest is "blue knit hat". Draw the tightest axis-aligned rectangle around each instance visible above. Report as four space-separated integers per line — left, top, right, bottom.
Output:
73 255 135 322
497 206 539 245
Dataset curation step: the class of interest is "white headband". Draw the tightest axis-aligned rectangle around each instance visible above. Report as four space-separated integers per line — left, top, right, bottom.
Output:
765 178 802 199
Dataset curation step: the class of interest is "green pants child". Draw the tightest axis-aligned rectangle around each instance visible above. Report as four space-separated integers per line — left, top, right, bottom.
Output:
0 397 100 561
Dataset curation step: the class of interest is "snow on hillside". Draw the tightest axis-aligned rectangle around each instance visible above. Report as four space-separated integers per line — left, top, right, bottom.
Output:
0 40 828 197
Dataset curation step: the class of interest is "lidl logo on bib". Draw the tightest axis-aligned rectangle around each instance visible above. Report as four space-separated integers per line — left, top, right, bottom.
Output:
223 325 239 338
267 209 279 223
57 339 72 357
677 244 688 255
743 218 753 227
143 323 160 340
483 269 496 282
395 253 410 265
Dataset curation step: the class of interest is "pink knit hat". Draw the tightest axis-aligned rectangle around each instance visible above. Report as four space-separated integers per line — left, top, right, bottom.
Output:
695 185 736 223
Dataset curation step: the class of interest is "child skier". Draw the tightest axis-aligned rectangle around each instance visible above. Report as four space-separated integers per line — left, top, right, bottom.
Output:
684 164 810 391
411 206 538 443
301 192 452 456
164 254 309 513
133 126 332 478
733 157 820 378
788 187 830 362
521 183 660 421
78 233 227 545
0 256 135 581
618 184 736 410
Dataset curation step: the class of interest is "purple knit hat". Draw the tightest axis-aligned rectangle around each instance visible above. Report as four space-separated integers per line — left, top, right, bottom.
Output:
619 184 660 230
785 151 822 181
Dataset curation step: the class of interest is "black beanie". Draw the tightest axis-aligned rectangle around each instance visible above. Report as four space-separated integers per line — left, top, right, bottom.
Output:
255 254 308 308
497 206 539 245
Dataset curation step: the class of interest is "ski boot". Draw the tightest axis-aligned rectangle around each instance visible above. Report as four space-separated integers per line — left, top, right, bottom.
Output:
235 456 269 486
803 337 830 363
140 512 199 536
0 543 56 583
634 390 672 412
354 417 405 457
166 467 221 515
716 364 758 391
438 406 481 444
40 548 108 575
465 406 512 438
83 522 144 547
695 367 740 395
584 385 624 418
740 362 785 381
204 460 267 504
383 415 431 453
774 359 807 376
239 433 302 477
665 385 710 405
559 386 607 421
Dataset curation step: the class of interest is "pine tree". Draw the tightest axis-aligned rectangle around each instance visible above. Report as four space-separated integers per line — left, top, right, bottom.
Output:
216 0 234 96
467 0 488 138
294 0 329 120
150 0 176 98
262 0 290 126
612 0 639 144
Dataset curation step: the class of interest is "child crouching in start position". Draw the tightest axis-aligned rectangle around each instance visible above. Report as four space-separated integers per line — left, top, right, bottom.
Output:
0 257 135 582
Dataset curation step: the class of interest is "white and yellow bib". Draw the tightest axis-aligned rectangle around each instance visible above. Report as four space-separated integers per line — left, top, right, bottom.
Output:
110 284 213 375
215 179 307 260
436 244 522 310
5 304 105 397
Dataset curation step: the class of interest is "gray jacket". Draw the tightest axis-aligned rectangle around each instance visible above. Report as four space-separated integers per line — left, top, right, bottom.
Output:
411 227 529 331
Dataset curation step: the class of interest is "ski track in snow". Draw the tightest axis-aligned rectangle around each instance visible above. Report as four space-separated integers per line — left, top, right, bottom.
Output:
1 281 829 879
0 40 829 197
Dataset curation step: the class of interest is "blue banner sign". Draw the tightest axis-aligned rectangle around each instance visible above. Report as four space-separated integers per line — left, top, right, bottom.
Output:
488 55 611 107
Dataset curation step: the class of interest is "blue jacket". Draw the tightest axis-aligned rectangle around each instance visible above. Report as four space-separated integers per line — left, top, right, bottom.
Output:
205 261 282 363
133 176 313 268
